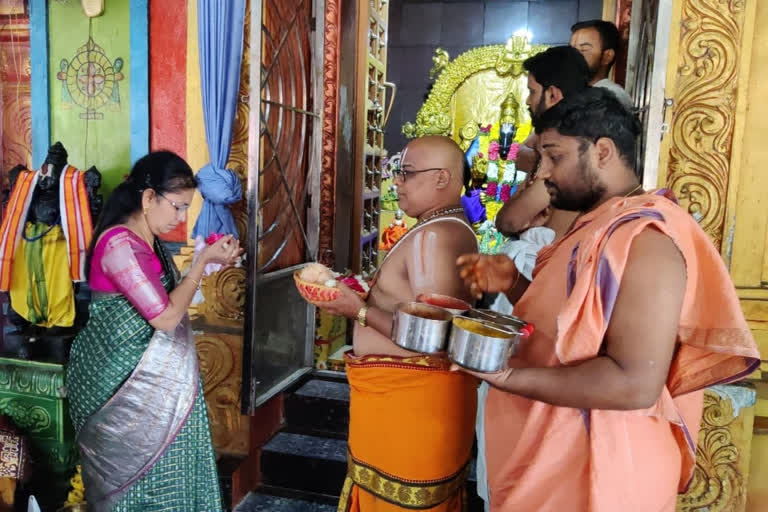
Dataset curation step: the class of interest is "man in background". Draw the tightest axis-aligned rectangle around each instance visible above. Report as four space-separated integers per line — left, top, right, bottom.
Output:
570 19 634 110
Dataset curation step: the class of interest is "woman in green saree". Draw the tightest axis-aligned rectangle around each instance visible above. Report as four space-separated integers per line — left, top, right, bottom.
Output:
66 151 242 511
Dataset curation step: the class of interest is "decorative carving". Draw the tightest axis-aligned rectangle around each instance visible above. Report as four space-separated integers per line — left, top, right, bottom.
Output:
677 387 754 511
0 398 51 434
0 362 66 399
402 36 546 139
228 1 250 245
664 0 746 250
197 267 246 327
429 48 450 80
196 333 248 456
318 0 341 267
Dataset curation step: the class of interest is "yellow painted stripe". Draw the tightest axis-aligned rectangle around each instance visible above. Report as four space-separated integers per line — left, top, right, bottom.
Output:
185 0 209 243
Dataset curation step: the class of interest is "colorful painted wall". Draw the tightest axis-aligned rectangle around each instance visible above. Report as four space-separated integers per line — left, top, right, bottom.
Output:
47 1 136 194
0 0 31 175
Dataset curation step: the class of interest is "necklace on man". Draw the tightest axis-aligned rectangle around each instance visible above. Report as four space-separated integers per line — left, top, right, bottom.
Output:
415 206 466 227
623 183 643 197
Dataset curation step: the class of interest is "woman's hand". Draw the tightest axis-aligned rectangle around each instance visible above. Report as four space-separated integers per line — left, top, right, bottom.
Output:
456 253 519 300
199 235 243 266
311 282 366 319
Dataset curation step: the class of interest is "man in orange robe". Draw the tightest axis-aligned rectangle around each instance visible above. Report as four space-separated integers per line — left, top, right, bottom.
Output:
457 88 761 511
313 136 479 511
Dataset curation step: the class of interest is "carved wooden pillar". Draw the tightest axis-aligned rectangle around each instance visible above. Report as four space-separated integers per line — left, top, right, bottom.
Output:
319 0 341 267
678 386 756 511
658 1 764 510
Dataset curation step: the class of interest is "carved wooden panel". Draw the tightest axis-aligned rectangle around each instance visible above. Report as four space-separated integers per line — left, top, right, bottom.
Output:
228 0 250 246
197 333 249 457
663 0 747 250
678 387 756 512
318 0 341 267
197 267 247 328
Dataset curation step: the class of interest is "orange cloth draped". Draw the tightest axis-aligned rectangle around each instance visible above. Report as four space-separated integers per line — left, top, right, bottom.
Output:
485 191 761 512
0 166 92 291
340 353 477 512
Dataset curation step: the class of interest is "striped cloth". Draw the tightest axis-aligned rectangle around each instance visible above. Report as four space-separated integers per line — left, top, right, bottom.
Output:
0 166 93 291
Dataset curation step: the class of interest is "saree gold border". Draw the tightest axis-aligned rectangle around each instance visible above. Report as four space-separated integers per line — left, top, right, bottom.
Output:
346 451 469 510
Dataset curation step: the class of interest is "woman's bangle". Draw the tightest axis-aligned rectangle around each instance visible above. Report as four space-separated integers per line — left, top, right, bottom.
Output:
187 276 201 289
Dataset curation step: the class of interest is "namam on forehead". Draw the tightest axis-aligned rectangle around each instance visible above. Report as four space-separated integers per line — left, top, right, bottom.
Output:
402 135 465 178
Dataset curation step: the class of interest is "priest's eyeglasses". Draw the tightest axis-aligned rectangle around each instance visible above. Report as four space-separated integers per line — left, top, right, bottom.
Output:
392 167 443 183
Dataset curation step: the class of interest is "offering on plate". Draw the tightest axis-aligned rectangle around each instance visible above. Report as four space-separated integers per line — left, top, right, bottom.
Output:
294 263 370 302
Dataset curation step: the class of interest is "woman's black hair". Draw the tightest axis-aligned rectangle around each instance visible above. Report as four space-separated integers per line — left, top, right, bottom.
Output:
85 150 197 275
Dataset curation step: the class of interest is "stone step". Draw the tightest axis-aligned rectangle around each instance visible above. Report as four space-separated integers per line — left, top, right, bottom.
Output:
261 432 348 497
285 378 350 439
234 490 337 512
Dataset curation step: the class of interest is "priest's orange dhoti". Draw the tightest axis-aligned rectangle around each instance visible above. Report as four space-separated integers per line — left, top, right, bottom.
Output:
484 191 761 512
339 353 477 511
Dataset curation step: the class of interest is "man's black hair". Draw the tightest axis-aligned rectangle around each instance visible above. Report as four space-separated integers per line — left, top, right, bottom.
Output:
533 87 642 168
571 19 621 69
522 46 590 98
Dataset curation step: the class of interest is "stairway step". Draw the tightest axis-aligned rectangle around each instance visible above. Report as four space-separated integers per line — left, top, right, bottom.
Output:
261 432 348 496
234 491 337 512
285 379 350 438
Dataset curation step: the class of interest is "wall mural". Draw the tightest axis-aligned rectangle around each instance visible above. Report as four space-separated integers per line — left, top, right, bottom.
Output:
56 37 124 119
47 0 147 195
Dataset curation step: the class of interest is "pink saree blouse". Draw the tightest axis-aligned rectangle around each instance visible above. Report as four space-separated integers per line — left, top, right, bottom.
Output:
89 227 169 320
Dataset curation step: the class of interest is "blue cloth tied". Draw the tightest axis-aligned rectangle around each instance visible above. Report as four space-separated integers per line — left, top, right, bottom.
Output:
191 0 247 239
192 163 242 238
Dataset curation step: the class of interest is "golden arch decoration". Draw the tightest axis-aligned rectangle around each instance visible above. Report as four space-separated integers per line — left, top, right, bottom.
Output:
402 34 547 140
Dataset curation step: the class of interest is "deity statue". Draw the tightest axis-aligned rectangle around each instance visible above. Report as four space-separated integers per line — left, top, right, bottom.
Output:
459 91 527 232
379 209 409 251
0 142 101 361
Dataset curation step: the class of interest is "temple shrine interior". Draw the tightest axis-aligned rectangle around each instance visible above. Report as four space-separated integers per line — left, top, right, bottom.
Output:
0 0 767 511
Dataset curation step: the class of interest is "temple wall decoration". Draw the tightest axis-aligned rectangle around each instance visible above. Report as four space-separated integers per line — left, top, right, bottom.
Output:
659 0 746 251
678 386 756 512
318 0 341 267
0 1 31 173
46 0 148 195
653 0 768 510
149 0 188 242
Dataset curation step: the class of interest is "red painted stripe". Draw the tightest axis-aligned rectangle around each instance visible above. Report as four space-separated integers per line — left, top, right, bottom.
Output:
150 0 188 242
